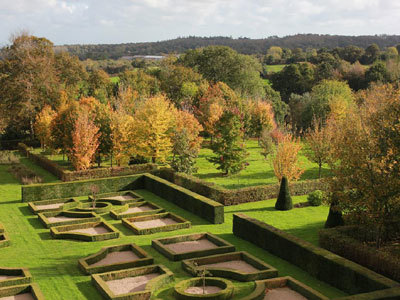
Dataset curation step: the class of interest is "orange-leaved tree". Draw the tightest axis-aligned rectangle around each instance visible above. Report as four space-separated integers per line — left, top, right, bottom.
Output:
249 100 276 141
34 105 57 150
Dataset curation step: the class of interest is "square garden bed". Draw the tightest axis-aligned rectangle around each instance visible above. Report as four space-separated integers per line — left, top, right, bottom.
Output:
91 265 173 300
38 211 100 228
0 268 32 288
28 198 79 214
152 232 235 261
110 201 164 220
122 212 191 235
79 244 154 275
50 221 119 242
90 191 143 206
182 251 278 282
0 283 45 300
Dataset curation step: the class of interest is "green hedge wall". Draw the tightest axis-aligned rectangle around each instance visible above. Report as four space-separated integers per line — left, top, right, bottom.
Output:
154 169 325 205
143 174 224 224
0 284 45 300
319 226 400 283
233 213 400 295
50 221 120 242
332 287 400 300
21 175 143 202
0 268 32 288
38 211 100 228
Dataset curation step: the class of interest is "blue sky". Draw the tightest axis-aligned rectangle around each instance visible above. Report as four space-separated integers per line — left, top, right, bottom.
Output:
0 0 399 45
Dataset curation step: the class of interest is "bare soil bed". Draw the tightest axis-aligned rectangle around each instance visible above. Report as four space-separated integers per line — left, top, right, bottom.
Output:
69 227 110 235
90 251 140 267
0 294 35 300
106 273 160 295
47 216 80 223
203 260 259 273
264 287 307 300
165 239 218 254
184 286 222 294
0 275 19 281
103 195 133 201
133 218 177 229
125 205 154 213
35 203 63 210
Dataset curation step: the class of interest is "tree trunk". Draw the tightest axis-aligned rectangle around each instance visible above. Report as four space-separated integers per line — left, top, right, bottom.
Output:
318 163 322 178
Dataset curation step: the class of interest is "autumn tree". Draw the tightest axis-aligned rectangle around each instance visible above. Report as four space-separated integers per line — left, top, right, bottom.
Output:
272 133 304 182
110 110 134 166
119 69 159 100
249 101 276 142
69 108 101 171
34 105 56 150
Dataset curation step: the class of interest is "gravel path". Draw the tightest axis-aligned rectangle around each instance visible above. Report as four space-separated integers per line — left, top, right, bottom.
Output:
264 287 307 300
165 239 218 253
126 206 153 213
106 273 160 295
91 251 140 267
68 227 110 235
133 218 177 229
47 216 80 223
35 203 63 210
184 286 222 294
0 294 35 300
203 260 259 273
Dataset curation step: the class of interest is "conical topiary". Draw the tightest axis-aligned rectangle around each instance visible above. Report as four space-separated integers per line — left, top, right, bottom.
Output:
275 176 293 210
325 202 344 228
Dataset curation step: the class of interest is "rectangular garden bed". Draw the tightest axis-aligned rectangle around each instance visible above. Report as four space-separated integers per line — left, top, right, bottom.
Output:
0 268 32 288
152 232 235 261
182 251 278 282
28 198 79 214
0 283 45 300
122 212 191 235
110 201 164 220
91 265 173 300
50 221 119 242
79 244 154 275
92 190 144 205
38 211 101 228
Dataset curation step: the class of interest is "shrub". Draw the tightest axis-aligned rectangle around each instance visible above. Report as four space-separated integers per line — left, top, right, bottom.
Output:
307 190 324 206
8 164 43 185
325 203 344 228
0 151 19 165
275 177 292 210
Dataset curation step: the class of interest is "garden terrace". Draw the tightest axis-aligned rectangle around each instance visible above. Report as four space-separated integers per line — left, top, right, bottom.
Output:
50 221 120 242
28 198 79 214
122 212 191 235
0 268 32 289
152 232 235 261
0 284 45 300
91 265 173 300
110 201 164 220
79 244 154 275
182 251 278 282
37 211 100 228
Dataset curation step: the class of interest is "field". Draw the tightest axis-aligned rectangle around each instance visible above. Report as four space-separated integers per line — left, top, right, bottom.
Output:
264 64 287 74
0 155 346 299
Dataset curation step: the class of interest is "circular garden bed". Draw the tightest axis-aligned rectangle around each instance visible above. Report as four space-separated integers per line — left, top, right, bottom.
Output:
75 202 112 214
174 277 234 300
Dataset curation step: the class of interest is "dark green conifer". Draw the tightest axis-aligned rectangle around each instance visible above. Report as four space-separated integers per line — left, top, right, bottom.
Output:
275 176 293 210
325 202 344 228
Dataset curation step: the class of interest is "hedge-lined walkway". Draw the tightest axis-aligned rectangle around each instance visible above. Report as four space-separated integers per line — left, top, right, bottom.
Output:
0 163 346 299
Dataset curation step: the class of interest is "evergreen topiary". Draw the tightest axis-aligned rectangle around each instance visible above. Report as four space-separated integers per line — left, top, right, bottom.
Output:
275 176 293 210
325 202 344 228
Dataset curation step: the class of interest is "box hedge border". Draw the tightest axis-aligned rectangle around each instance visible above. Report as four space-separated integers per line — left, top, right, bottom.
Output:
79 243 154 275
122 212 191 235
91 264 173 300
110 201 164 220
174 277 234 300
38 211 101 228
0 268 32 288
0 283 45 300
50 221 120 242
154 169 325 206
93 190 144 205
232 213 400 295
319 225 400 283
152 232 235 261
28 198 79 213
74 201 113 214
181 251 278 282
332 287 400 300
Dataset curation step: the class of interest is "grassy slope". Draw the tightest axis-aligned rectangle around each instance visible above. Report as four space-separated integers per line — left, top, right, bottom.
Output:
0 159 347 299
195 140 330 189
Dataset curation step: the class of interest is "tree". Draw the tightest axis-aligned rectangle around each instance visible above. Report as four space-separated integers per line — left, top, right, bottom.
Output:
34 105 56 150
119 69 159 100
361 43 380 64
365 61 389 85
110 110 134 166
87 69 111 103
272 133 304 182
275 176 293 210
259 129 274 159
263 84 288 126
69 108 101 171
208 109 249 175
249 101 276 141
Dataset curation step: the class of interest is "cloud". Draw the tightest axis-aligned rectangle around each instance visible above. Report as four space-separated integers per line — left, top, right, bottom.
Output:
0 0 399 45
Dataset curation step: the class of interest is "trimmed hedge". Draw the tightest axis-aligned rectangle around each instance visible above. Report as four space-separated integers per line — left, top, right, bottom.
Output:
152 232 235 261
79 244 154 275
143 174 224 224
18 143 158 181
75 201 113 214
0 284 45 300
122 212 191 235
28 198 79 213
110 201 164 220
91 264 173 300
319 226 400 283
233 213 400 295
50 221 120 242
154 169 325 205
38 211 100 228
182 251 278 282
22 175 144 202
174 277 234 300
333 287 400 300
93 190 144 205
0 139 39 150
0 268 32 288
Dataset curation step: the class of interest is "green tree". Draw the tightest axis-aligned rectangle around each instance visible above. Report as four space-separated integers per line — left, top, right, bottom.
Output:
365 61 389 85
362 43 380 64
275 176 293 210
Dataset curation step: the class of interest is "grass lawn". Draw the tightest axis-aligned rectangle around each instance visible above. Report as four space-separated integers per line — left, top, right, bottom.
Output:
264 64 287 73
110 76 120 83
0 156 347 299
195 140 330 189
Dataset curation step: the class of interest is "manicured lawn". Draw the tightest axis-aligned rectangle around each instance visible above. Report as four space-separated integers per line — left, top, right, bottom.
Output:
264 64 287 73
195 140 330 189
0 157 346 299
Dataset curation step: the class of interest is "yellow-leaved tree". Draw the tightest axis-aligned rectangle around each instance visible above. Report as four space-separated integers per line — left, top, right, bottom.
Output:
131 95 177 163
110 110 135 166
34 105 57 150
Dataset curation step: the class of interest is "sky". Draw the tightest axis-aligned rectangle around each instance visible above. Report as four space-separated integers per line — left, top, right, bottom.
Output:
0 0 399 46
